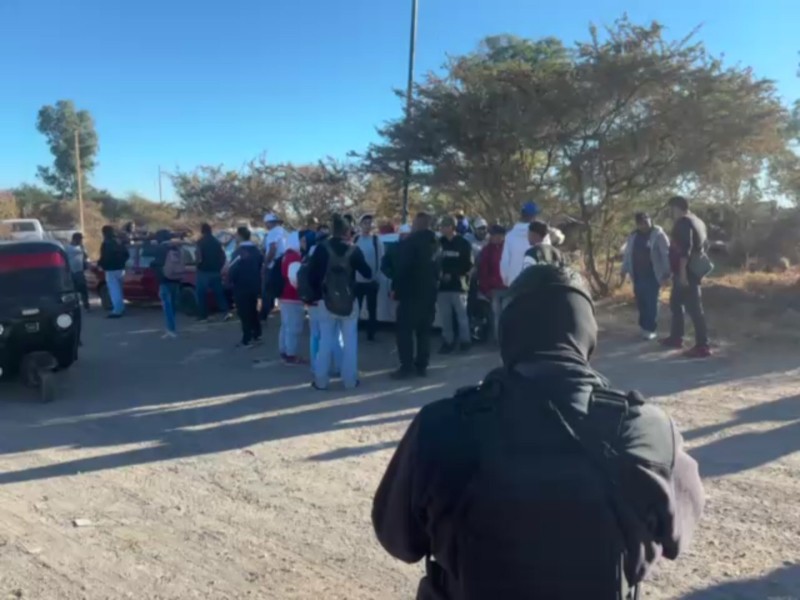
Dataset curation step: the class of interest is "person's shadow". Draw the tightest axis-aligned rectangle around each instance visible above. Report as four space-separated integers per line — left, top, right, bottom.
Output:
686 394 800 477
681 563 800 599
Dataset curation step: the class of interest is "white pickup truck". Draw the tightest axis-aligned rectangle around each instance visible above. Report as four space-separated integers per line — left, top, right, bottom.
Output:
0 219 48 241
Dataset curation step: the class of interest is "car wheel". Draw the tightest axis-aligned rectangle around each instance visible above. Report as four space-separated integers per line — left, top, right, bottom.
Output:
179 286 198 317
98 285 112 311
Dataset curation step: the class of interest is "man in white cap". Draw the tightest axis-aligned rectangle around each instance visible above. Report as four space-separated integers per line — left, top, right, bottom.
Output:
261 213 287 320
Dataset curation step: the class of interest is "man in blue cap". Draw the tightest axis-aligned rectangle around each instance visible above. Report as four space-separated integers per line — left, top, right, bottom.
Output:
501 201 543 286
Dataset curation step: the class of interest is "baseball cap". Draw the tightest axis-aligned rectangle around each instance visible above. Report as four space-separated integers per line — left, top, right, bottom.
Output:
440 215 456 228
263 213 281 223
359 213 374 223
473 217 488 229
521 201 540 217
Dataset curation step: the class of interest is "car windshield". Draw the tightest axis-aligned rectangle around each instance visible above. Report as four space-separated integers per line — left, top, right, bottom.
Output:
11 222 36 232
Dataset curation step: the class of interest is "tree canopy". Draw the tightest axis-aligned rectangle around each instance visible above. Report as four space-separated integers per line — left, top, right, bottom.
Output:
364 19 789 292
36 100 99 199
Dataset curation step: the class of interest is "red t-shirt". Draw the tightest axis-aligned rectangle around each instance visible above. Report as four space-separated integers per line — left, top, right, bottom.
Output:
280 248 302 302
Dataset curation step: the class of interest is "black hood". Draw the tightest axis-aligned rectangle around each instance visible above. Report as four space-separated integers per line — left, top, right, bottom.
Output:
499 265 597 368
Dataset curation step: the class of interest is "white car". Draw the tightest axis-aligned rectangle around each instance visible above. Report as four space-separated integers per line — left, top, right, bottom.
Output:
0 219 47 241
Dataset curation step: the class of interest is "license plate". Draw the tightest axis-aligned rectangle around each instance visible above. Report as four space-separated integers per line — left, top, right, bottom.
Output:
24 322 40 333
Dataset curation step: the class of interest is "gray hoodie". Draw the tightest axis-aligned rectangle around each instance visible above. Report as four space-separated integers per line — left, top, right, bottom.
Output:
621 226 671 282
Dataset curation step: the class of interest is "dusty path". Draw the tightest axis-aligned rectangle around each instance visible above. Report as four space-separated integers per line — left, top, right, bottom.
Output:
0 308 798 599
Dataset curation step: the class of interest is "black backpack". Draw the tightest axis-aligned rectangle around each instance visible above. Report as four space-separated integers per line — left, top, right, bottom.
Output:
426 369 642 600
525 243 566 268
322 241 356 316
296 253 315 304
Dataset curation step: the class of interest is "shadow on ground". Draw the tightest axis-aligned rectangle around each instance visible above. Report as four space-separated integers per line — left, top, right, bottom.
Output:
681 563 800 599
685 394 800 477
0 307 797 483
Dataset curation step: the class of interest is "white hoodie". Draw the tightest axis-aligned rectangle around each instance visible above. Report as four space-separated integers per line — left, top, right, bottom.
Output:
500 222 563 285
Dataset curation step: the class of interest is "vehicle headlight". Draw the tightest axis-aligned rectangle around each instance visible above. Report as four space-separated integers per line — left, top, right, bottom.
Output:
56 314 73 329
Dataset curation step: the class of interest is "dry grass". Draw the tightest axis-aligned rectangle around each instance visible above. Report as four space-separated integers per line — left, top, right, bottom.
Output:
606 269 800 343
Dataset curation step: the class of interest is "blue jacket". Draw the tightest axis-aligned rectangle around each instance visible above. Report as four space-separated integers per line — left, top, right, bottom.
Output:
228 242 263 295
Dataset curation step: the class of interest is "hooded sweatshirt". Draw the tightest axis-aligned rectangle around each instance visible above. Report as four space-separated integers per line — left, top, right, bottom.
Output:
228 242 263 295
280 232 303 303
372 267 705 599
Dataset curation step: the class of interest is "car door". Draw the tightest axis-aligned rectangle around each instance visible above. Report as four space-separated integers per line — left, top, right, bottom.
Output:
136 244 160 300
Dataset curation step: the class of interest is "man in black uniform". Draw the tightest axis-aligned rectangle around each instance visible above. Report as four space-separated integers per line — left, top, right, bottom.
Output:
373 264 705 599
390 213 440 379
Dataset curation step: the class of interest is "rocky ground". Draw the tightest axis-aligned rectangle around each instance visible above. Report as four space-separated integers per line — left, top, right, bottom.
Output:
0 306 798 599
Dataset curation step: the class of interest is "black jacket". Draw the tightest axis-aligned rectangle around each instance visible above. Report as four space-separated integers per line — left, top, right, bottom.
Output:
228 242 263 296
439 235 473 292
98 237 129 271
196 233 226 273
306 237 372 303
372 361 704 599
392 230 439 304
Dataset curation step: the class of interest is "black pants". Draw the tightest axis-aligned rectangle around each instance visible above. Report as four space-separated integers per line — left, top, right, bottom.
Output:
669 280 709 346
396 301 435 371
235 291 262 344
355 281 379 340
72 272 90 309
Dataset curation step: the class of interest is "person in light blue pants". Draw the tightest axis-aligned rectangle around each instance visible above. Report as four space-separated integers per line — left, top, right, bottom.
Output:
106 270 126 316
309 304 343 376
159 282 179 336
279 301 305 361
313 302 358 390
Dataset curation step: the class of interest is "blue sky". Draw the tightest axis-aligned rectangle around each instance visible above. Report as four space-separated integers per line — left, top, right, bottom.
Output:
1 0 798 201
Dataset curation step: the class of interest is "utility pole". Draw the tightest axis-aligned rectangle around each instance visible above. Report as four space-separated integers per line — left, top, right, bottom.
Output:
401 0 419 224
74 129 85 235
158 166 163 203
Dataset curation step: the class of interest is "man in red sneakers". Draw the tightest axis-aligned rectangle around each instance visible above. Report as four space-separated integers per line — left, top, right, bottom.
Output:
661 196 712 358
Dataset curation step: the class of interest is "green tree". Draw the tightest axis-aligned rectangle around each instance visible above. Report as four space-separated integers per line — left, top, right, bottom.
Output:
366 20 787 293
36 100 99 198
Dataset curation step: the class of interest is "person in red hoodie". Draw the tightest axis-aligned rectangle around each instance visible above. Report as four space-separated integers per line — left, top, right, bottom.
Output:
279 232 306 365
478 224 507 342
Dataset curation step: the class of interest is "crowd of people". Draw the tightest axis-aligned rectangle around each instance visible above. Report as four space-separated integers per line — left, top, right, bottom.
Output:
71 194 712 388
60 194 714 597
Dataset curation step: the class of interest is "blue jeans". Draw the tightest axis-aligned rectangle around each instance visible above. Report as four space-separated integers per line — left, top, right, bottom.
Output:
196 271 229 319
279 302 305 358
314 302 358 389
308 305 342 375
159 282 179 332
106 270 126 315
633 274 660 334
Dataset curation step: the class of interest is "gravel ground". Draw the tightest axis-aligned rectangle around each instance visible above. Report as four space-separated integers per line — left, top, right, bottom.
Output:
0 306 798 599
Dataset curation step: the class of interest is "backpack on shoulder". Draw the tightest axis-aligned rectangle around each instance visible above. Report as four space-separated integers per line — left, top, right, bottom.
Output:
526 243 566 268
323 241 356 316
436 369 643 600
163 246 186 280
296 253 316 304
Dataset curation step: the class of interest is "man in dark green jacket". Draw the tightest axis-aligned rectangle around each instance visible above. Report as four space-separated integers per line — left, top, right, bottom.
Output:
437 216 473 354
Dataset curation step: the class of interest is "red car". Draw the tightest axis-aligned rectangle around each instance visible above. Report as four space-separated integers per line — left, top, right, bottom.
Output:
86 242 224 315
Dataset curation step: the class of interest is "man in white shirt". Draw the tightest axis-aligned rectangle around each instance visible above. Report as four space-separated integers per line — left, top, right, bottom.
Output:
261 213 287 320
501 201 542 286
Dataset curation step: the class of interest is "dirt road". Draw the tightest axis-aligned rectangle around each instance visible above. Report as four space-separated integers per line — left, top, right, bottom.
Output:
0 308 798 599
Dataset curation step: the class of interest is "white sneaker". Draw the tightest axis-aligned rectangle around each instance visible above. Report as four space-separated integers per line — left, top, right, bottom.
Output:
162 331 178 339
641 330 657 341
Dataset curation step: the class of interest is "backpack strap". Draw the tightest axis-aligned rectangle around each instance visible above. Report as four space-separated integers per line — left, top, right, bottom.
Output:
546 387 643 600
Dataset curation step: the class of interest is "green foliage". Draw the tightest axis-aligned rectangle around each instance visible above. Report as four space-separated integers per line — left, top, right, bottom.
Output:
0 191 19 219
36 100 99 198
364 19 788 293
172 158 357 225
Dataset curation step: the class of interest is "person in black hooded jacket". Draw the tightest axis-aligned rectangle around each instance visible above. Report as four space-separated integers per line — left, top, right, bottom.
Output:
372 264 704 600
